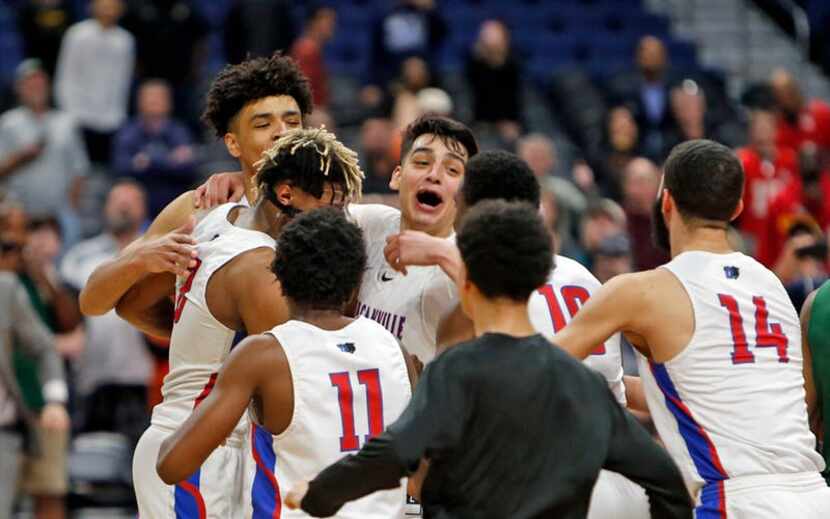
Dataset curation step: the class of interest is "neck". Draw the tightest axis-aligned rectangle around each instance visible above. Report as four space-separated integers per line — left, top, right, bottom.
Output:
241 164 259 203
400 213 455 238
470 297 537 338
671 224 734 257
236 198 289 239
291 305 351 330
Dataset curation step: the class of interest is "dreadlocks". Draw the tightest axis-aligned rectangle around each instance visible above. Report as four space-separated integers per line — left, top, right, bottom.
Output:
254 128 364 216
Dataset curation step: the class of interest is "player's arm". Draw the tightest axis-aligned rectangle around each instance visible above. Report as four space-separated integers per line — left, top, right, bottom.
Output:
435 303 475 354
79 194 198 316
553 272 650 360
601 380 693 518
115 272 176 338
157 334 281 484
230 248 290 334
384 231 462 283
801 290 821 436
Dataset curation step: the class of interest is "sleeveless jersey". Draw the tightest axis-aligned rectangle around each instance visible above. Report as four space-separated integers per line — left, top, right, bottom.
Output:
807 280 830 484
152 203 276 442
250 317 411 518
350 204 456 363
531 255 626 404
638 251 824 504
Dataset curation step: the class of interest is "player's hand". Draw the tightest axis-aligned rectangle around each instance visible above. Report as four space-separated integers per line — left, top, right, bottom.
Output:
40 403 70 432
128 218 198 277
193 171 246 209
384 231 448 275
285 480 309 510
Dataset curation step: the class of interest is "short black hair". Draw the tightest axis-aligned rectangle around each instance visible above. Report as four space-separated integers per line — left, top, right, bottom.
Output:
28 215 61 238
202 53 313 138
400 115 478 163
271 208 367 310
663 139 744 222
457 200 552 302
462 151 540 209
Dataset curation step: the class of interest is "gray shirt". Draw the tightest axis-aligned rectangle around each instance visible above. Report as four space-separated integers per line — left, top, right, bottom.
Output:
61 234 153 395
0 106 89 216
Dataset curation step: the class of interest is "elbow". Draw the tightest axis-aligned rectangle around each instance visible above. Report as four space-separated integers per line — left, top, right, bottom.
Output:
156 439 182 485
79 289 108 317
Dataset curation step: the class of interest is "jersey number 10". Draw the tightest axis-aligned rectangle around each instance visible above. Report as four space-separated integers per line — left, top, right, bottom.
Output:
330 369 384 451
718 294 789 364
538 285 606 355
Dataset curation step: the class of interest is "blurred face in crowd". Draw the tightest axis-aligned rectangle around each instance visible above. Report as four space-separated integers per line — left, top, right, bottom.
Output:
0 206 28 272
390 133 468 237
593 253 633 283
27 222 62 265
16 69 50 112
310 7 336 42
477 20 510 65
92 0 124 27
748 110 777 157
581 211 623 252
401 57 430 92
636 36 667 81
138 81 172 121
622 158 661 215
518 135 557 179
671 81 706 137
224 95 303 174
104 182 147 237
608 107 639 153
770 69 804 117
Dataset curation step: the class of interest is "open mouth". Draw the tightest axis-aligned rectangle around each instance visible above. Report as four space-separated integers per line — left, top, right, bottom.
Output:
416 189 443 209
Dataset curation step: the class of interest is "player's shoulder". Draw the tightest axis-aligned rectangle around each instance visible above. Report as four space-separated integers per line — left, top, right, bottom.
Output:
552 254 600 286
348 203 400 239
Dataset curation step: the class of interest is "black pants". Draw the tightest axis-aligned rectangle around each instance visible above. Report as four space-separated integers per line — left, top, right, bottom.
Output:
81 128 115 165
80 384 148 449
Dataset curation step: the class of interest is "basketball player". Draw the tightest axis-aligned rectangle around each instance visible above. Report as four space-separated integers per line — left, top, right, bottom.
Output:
126 129 364 518
554 139 830 517
156 208 414 518
800 282 829 485
283 201 692 518
79 53 312 317
383 150 649 518
192 115 479 365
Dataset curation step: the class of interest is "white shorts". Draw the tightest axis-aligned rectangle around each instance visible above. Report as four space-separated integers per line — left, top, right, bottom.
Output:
133 425 247 518
697 472 830 519
588 470 650 519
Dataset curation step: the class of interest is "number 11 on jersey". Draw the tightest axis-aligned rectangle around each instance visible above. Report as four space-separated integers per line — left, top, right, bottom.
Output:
330 369 385 451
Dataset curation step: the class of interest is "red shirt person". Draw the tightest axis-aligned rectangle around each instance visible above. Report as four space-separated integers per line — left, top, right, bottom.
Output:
771 69 830 154
290 6 336 109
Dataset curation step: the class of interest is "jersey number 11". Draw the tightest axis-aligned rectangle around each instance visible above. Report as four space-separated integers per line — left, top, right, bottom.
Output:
330 369 384 451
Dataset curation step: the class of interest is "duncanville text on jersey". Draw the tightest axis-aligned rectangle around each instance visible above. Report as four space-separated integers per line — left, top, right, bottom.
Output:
356 301 406 340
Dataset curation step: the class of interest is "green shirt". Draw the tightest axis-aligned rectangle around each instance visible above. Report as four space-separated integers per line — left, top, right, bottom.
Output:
12 274 57 412
808 280 830 484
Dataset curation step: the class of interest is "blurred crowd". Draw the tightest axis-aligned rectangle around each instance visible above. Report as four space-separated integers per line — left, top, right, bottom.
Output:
1 0 830 515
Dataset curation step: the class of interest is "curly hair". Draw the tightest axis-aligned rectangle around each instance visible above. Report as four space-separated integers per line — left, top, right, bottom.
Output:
271 208 367 310
462 150 540 210
254 127 364 213
457 200 552 302
201 53 313 138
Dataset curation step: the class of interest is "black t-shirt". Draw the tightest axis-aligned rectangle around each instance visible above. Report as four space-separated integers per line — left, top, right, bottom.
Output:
301 333 692 519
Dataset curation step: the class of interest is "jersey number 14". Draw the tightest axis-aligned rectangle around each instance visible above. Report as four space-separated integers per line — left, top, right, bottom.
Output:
718 294 789 364
330 369 384 451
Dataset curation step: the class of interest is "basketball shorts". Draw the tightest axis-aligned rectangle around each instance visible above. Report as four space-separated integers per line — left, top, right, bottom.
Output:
588 470 650 519
133 425 246 518
697 472 830 519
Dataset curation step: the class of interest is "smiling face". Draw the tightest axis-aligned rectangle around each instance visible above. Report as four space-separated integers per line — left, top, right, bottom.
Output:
390 133 468 237
224 95 303 175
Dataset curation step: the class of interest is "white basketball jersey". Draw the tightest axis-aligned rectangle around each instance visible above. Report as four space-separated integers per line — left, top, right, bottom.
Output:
638 251 824 502
249 317 411 518
531 255 626 404
350 204 456 364
151 203 276 441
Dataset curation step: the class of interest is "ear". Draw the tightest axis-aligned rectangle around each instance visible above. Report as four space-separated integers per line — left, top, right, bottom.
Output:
389 165 402 191
660 188 673 217
730 198 744 222
224 132 241 159
458 264 475 320
274 183 293 207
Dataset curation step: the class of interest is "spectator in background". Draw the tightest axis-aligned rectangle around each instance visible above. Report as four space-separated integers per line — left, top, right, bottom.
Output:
773 218 828 312
391 56 433 128
112 79 197 218
291 5 336 111
121 0 209 128
0 206 69 519
621 157 669 270
59 180 153 447
770 68 830 158
592 233 633 283
17 0 76 76
364 0 446 109
2 209 78 519
466 19 522 143
667 79 742 151
360 117 395 194
55 0 134 165
576 199 626 269
597 105 641 199
736 109 803 267
0 59 89 249
224 0 295 65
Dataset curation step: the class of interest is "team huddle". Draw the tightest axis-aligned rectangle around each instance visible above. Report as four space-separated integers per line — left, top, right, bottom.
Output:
77 54 830 518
